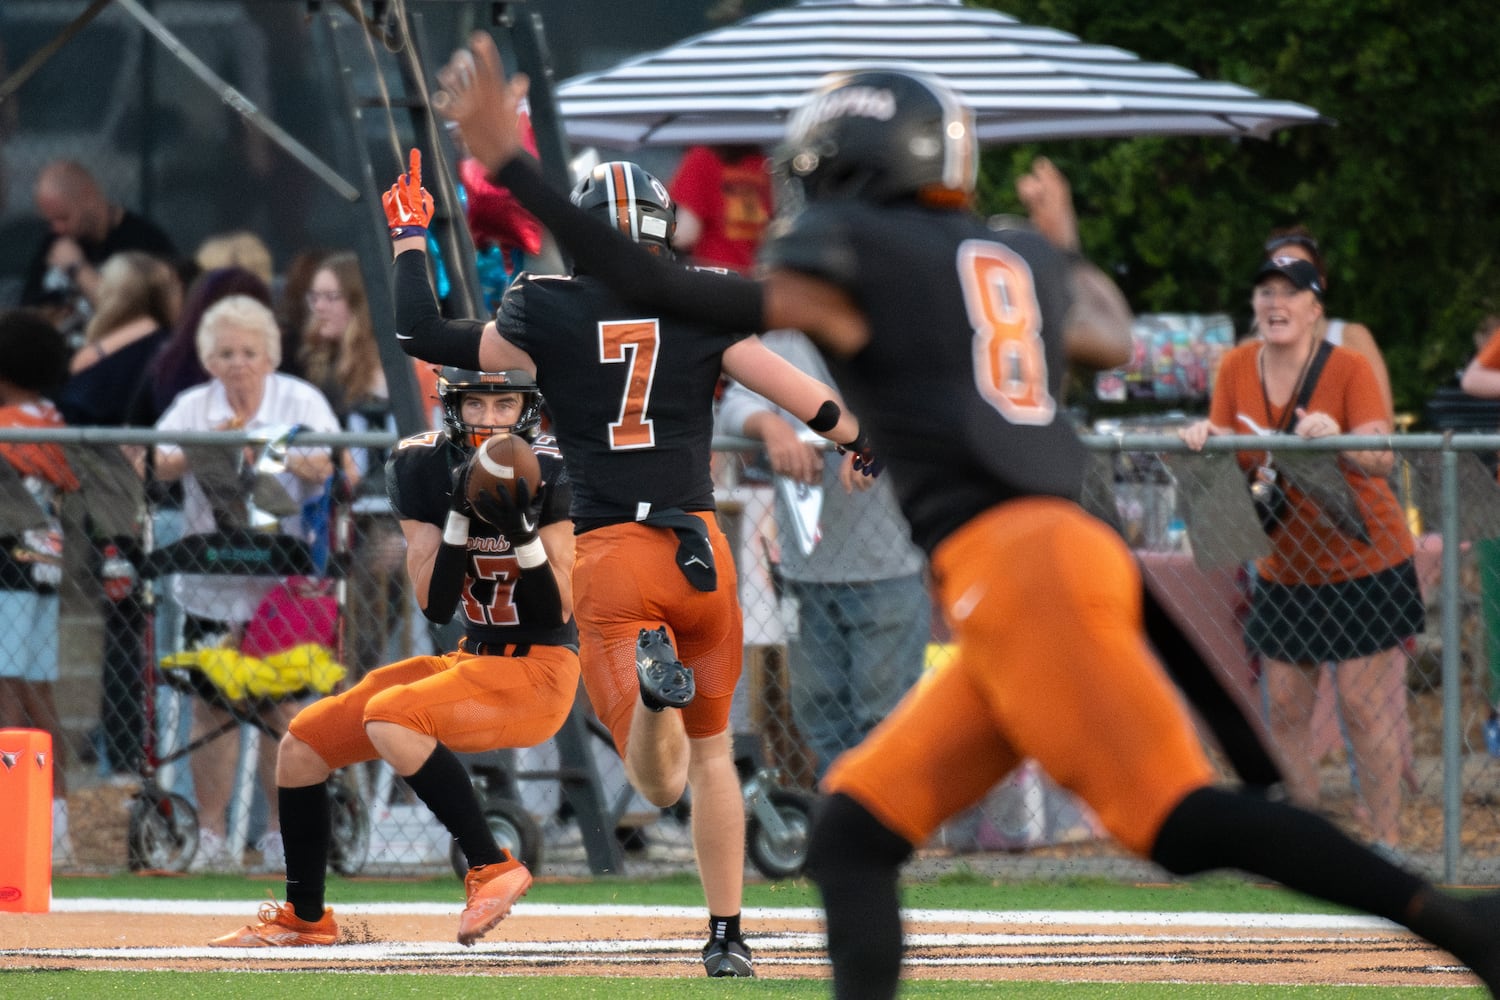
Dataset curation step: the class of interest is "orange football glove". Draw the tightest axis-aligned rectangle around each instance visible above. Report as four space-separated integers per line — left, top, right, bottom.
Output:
383 147 435 239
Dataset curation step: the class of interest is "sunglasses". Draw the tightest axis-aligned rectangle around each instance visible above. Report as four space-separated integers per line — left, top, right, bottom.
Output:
1264 233 1319 255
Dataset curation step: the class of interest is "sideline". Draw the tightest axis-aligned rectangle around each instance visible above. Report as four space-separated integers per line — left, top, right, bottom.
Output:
47 897 1396 928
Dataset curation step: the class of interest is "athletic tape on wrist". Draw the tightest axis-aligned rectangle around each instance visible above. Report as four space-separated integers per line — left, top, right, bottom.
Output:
443 510 470 546
514 538 546 568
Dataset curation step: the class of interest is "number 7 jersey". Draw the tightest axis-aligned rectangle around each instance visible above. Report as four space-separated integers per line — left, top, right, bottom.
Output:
496 270 749 529
762 200 1085 554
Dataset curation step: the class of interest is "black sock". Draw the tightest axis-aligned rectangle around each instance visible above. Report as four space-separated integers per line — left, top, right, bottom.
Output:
280 782 330 923
805 792 913 1000
403 743 504 869
1151 787 1428 921
707 913 741 943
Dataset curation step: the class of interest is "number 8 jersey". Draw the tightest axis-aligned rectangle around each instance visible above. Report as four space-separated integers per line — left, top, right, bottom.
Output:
762 200 1085 554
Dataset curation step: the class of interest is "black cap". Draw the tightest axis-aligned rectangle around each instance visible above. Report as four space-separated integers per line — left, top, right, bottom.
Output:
1254 257 1325 301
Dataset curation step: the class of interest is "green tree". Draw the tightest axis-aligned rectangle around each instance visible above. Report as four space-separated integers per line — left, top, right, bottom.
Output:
973 0 1500 417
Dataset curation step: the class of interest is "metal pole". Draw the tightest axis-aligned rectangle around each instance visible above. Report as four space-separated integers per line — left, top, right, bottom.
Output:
1439 445 1463 882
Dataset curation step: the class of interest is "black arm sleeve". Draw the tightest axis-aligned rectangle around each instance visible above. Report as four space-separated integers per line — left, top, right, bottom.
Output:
421 539 467 624
512 550 565 627
393 248 485 370
496 158 767 332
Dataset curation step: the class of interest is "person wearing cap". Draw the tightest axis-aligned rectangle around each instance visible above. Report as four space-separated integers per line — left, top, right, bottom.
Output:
1261 226 1393 421
1260 226 1415 829
1180 256 1423 856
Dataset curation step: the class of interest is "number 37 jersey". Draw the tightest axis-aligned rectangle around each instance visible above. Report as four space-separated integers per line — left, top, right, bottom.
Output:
762 201 1086 554
386 431 576 648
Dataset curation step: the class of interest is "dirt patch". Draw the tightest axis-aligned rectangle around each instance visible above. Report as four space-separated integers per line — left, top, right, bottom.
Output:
0 904 1485 990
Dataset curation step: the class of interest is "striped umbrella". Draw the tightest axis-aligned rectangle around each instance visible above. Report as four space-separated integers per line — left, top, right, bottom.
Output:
555 0 1326 148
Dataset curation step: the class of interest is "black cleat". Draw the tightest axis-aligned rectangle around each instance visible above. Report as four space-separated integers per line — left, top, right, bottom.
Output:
636 626 694 711
702 937 754 978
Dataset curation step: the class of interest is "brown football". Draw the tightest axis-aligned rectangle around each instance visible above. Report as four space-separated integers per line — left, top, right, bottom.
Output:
466 433 541 521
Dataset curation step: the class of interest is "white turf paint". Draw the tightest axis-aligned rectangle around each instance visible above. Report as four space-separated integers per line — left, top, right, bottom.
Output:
46 898 1397 929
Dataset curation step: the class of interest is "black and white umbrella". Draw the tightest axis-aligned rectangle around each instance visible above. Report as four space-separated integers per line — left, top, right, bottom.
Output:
556 0 1326 149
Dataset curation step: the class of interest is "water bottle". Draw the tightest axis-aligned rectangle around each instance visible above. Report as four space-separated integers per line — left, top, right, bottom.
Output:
100 543 137 603
1164 516 1190 555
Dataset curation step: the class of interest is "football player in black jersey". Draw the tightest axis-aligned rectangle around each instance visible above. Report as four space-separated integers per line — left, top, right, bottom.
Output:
420 35 1500 1000
210 367 579 950
387 149 878 979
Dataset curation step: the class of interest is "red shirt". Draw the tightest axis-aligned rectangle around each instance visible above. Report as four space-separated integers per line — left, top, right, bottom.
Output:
667 147 772 273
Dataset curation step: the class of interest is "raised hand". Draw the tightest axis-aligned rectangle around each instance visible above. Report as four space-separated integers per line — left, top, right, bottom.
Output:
434 32 530 176
383 147 435 240
1016 156 1080 253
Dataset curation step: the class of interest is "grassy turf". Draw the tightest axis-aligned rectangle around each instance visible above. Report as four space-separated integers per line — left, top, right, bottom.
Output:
53 869 1355 914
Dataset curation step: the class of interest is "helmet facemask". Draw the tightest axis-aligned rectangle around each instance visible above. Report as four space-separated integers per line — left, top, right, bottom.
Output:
435 367 544 449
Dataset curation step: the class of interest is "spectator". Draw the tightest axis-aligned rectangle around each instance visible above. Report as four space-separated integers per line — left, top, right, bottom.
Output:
20 160 178 312
1259 224 1413 823
1181 256 1423 853
61 252 181 425
297 251 406 680
195 231 275 287
152 294 339 871
57 250 182 777
1458 312 1500 755
1261 225 1394 419
298 251 385 422
273 246 333 380
131 267 273 428
0 309 80 865
715 329 928 779
667 144 772 273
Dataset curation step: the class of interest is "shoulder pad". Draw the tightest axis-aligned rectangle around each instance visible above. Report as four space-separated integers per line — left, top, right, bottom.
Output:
761 204 859 289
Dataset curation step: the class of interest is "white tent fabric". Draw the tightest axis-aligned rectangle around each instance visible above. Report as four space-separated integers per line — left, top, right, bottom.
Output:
556 0 1326 149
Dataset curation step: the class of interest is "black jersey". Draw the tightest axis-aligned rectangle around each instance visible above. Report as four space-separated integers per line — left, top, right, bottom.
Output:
763 201 1085 554
497 271 748 530
386 430 576 647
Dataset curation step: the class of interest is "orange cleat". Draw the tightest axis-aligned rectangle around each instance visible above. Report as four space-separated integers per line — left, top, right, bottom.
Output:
209 899 338 947
457 856 533 946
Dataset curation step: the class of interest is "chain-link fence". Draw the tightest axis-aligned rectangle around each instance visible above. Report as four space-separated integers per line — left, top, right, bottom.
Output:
8 427 1500 884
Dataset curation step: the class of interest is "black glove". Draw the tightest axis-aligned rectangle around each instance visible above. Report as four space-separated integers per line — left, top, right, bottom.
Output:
472 476 542 545
448 460 473 514
837 431 883 479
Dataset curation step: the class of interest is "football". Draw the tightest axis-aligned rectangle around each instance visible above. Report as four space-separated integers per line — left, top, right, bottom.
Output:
465 433 541 520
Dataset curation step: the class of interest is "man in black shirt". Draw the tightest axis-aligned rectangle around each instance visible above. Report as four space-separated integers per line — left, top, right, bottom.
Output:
20 160 177 312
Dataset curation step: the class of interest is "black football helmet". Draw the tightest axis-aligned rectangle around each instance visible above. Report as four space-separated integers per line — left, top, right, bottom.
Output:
775 67 977 208
570 161 676 256
436 367 543 448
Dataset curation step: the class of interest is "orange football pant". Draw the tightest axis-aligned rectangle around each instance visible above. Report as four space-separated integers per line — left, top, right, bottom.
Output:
572 511 743 756
825 497 1216 856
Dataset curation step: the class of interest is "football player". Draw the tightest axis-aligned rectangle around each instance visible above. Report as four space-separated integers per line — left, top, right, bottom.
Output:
386 147 877 977
423 34 1500 1000
210 367 578 949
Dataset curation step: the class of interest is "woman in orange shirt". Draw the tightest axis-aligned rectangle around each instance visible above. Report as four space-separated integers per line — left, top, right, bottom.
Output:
1180 257 1422 854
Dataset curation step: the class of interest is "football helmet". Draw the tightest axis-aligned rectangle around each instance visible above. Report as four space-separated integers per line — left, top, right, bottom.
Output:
436 367 543 448
775 68 977 208
570 161 676 256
